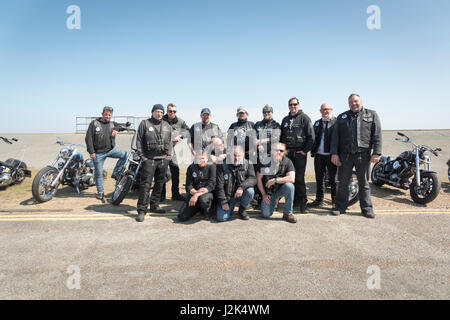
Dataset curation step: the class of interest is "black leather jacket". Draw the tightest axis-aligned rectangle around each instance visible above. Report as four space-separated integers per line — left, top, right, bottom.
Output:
311 116 337 156
215 160 256 205
330 107 382 155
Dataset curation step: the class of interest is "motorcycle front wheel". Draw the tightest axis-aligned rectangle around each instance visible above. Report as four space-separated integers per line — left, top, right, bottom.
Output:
111 174 134 205
32 166 59 203
410 172 440 204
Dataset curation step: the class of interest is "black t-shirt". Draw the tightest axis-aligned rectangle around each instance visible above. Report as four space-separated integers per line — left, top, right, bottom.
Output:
259 156 295 178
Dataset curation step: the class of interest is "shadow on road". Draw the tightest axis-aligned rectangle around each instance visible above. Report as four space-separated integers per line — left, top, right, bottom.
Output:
442 182 450 193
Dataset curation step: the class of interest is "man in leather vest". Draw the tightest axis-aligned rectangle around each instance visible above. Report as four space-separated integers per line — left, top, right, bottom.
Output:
161 103 190 201
331 94 382 218
257 142 296 223
189 108 223 162
85 106 128 202
135 104 173 222
177 151 216 222
308 103 337 208
227 106 256 162
215 146 256 222
280 97 315 213
253 104 281 208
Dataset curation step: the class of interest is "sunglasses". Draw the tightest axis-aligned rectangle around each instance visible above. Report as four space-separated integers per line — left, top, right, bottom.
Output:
168 110 177 113
289 103 299 107
263 111 272 114
320 108 331 111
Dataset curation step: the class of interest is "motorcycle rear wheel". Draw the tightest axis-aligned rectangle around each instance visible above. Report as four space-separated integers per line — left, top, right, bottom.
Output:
32 167 59 203
13 163 28 185
410 172 440 204
347 172 359 206
111 174 134 205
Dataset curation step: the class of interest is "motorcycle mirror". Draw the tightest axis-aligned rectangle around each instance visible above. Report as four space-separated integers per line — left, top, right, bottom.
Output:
397 132 405 137
436 148 442 152
12 138 18 142
125 121 131 127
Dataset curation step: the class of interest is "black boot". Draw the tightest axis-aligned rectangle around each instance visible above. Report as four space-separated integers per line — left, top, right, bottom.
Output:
307 199 323 208
238 205 250 220
136 211 146 222
150 205 166 213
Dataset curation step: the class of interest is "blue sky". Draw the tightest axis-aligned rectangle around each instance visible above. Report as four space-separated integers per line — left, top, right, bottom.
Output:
1 0 449 133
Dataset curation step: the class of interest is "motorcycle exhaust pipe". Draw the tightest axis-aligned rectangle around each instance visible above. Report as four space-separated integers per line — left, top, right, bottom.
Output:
0 173 12 187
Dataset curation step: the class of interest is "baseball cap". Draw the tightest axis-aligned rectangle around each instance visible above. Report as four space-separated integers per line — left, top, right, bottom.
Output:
237 106 248 114
201 108 211 115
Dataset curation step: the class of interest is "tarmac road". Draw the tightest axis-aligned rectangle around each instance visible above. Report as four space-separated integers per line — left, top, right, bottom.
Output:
0 208 449 300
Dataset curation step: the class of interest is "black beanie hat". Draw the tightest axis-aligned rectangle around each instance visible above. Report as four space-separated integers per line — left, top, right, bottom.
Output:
152 104 164 113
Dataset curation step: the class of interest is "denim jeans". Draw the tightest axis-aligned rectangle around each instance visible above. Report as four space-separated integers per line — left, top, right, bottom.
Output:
261 182 295 217
216 187 255 222
93 148 128 194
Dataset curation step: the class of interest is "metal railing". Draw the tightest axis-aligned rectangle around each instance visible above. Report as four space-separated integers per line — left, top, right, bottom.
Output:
75 116 149 133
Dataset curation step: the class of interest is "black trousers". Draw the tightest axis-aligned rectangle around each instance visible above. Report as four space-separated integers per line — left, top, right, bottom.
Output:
177 193 214 221
335 152 373 213
314 154 337 202
161 158 180 199
137 159 169 213
287 151 307 206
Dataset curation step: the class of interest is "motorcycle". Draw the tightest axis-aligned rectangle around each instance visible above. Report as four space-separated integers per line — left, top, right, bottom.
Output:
371 132 442 204
32 139 100 203
447 158 450 181
0 136 31 188
324 167 359 206
111 128 171 205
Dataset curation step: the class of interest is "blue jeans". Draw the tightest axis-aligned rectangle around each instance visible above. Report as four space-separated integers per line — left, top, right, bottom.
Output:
261 183 294 217
216 187 255 222
93 148 128 194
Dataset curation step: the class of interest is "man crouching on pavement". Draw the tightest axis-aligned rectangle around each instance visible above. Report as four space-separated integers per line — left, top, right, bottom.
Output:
85 106 128 202
177 150 216 222
257 142 297 223
215 145 256 222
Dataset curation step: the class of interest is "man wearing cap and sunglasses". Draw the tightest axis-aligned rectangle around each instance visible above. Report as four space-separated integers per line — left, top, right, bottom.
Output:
188 108 223 160
227 106 256 161
253 105 281 207
280 97 315 213
161 103 190 201
135 104 173 222
85 106 129 202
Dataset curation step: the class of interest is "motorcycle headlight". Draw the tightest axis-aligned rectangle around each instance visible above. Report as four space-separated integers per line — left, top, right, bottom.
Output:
0 166 6 173
59 148 72 160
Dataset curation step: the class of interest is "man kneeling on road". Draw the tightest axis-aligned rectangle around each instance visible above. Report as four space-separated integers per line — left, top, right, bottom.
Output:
257 142 296 223
215 145 256 222
85 106 128 202
178 151 216 222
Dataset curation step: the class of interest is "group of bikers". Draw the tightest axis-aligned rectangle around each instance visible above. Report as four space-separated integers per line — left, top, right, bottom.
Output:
85 93 382 223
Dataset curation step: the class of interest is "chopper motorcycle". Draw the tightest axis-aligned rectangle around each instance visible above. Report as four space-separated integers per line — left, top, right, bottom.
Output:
31 139 100 202
370 132 442 204
0 136 31 188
